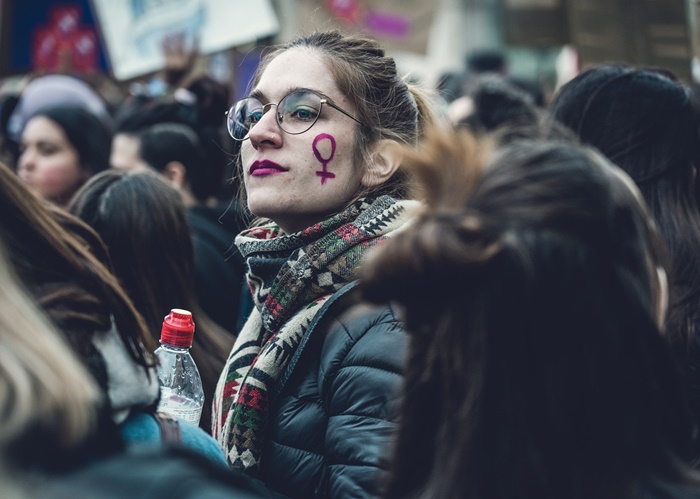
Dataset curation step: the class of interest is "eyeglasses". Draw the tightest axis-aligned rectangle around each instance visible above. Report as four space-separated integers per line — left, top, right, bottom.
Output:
226 89 366 141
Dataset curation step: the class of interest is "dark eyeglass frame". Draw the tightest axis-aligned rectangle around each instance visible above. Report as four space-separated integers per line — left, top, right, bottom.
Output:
225 89 367 141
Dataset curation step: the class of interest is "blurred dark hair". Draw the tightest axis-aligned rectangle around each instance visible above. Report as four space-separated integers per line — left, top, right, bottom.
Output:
114 99 197 134
114 98 229 200
363 128 696 499
69 169 235 430
36 105 113 176
465 48 506 74
509 76 545 107
550 64 700 356
0 161 155 371
138 122 220 202
457 74 540 140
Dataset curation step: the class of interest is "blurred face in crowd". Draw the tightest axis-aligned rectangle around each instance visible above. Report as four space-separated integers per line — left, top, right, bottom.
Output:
110 133 149 172
17 116 86 206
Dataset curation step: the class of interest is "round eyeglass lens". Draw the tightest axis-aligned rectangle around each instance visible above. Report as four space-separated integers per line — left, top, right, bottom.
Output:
227 98 263 140
277 91 322 135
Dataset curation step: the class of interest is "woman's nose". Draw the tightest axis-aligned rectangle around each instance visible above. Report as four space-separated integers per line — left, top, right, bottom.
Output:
248 107 283 148
17 150 34 172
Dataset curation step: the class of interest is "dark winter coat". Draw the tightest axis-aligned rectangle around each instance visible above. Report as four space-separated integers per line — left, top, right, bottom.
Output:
260 282 407 499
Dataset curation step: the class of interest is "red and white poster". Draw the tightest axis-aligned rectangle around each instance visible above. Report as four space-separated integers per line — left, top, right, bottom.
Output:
31 3 99 72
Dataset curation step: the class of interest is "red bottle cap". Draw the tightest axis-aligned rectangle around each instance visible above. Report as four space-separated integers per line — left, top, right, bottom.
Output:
160 308 195 348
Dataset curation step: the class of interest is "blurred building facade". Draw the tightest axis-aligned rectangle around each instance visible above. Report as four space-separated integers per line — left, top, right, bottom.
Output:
270 0 697 101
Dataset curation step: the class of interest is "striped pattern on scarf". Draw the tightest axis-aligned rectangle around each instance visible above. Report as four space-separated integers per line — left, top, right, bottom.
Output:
212 196 418 471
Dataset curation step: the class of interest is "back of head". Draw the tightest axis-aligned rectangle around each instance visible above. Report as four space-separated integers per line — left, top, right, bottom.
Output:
114 99 227 200
138 122 214 203
70 169 195 335
254 30 440 201
362 128 693 498
70 169 234 429
549 64 699 186
114 99 197 135
550 64 700 351
183 75 233 201
36 105 113 177
455 74 540 139
509 76 545 107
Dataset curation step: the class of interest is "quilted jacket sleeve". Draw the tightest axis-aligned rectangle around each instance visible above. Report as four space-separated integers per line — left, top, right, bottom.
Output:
318 302 407 498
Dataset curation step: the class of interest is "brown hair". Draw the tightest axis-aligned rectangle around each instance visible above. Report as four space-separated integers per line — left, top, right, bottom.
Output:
363 127 695 498
70 169 235 430
0 238 98 453
0 162 155 369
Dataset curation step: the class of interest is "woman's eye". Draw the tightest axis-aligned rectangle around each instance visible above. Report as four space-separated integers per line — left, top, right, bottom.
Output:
290 106 316 121
37 144 57 155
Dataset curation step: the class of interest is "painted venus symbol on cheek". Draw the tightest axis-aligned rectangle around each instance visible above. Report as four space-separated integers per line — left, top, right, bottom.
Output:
312 133 336 185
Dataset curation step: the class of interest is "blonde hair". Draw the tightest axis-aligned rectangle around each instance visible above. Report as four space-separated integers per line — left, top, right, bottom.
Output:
0 240 98 454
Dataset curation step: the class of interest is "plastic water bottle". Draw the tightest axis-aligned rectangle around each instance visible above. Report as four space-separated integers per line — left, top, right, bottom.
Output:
155 309 204 426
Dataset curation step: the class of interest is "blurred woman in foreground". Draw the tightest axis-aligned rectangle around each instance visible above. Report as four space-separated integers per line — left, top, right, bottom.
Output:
363 128 700 499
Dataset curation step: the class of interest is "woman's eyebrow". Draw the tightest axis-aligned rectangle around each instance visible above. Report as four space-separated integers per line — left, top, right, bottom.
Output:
248 86 331 102
297 87 334 100
248 89 266 101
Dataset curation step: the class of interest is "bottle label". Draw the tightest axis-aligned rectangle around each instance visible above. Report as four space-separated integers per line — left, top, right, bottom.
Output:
157 388 203 426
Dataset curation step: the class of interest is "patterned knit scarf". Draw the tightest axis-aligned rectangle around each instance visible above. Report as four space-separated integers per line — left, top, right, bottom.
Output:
212 196 418 471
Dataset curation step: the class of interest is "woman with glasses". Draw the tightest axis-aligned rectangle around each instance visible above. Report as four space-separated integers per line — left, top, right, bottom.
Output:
212 30 436 498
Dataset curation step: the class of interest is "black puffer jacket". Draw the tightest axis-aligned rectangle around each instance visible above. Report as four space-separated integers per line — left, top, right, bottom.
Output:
260 282 407 499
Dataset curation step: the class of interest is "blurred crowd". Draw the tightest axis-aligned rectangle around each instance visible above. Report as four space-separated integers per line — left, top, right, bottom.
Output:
3 27 700 499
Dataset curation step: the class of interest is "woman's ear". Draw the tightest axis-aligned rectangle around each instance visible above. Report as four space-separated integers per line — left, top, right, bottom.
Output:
163 161 187 189
362 139 403 188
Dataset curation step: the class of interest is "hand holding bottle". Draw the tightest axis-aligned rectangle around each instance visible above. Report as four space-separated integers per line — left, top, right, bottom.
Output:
155 309 204 426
